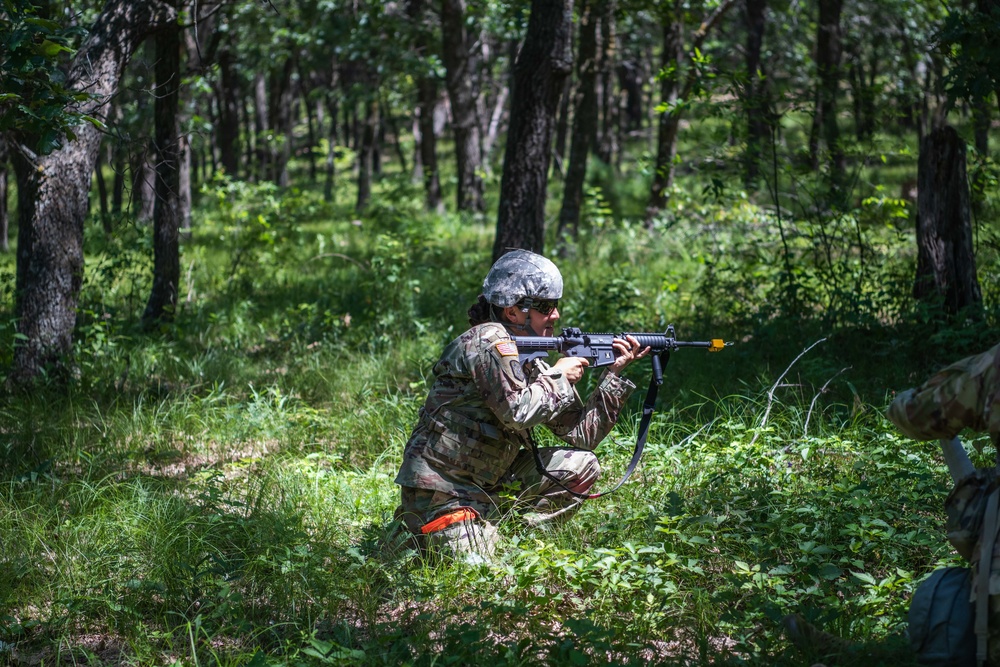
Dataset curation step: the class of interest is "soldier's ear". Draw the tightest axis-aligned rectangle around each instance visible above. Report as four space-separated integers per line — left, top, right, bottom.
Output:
502 306 522 324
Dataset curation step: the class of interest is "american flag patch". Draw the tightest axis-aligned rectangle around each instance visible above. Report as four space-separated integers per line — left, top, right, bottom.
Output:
495 340 518 357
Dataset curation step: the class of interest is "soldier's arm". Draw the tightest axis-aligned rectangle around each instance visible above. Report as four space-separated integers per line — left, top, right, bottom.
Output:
887 345 999 441
471 325 578 430
544 371 636 451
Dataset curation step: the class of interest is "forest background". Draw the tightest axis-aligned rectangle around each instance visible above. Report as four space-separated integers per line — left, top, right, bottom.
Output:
2 0 1000 664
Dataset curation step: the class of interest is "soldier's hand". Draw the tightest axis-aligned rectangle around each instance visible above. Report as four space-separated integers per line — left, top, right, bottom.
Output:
554 356 590 384
609 335 651 376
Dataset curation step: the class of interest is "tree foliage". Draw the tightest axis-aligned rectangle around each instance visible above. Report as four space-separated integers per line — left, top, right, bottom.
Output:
0 0 91 154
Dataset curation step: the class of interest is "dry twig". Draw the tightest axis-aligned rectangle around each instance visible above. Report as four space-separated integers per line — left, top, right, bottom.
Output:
749 337 827 446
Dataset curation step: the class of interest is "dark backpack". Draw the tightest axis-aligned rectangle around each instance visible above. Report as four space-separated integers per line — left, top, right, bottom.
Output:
908 566 976 666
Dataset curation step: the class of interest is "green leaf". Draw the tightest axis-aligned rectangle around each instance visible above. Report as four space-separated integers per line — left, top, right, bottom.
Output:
819 563 842 580
33 39 71 57
24 17 63 31
82 115 107 131
851 571 877 585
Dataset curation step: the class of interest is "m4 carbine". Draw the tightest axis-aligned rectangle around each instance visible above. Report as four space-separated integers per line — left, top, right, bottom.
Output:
511 325 730 499
513 325 727 385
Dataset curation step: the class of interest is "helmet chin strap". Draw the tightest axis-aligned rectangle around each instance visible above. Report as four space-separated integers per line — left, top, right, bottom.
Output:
512 298 541 336
510 318 540 336
491 301 540 336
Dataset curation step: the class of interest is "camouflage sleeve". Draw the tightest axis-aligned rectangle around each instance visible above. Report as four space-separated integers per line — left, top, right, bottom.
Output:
887 344 1000 441
470 324 578 430
544 370 636 451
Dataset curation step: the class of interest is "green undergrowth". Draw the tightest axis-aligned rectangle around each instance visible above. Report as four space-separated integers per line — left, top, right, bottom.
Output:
2 171 1000 665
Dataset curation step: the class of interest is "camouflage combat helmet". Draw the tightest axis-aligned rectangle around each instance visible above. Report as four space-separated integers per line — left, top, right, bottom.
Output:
482 250 563 308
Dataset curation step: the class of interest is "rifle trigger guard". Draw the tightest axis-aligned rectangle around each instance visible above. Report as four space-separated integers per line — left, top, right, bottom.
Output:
517 350 550 366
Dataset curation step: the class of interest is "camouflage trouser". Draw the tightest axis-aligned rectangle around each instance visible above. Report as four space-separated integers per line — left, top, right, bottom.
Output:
395 447 600 560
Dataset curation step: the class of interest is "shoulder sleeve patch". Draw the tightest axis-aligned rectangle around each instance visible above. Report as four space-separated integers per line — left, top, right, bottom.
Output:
505 357 526 384
495 340 518 357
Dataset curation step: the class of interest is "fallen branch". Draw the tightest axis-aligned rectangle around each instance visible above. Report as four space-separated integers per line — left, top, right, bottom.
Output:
749 337 827 446
803 366 851 437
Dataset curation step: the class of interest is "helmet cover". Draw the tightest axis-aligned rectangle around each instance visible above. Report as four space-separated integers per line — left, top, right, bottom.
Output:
482 250 563 307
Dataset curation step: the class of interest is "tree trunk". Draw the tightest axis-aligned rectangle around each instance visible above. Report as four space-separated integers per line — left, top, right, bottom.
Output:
596 0 617 164
372 118 383 176
493 0 574 259
558 0 599 240
418 78 443 211
913 126 982 317
553 76 572 172
0 135 8 252
618 58 643 132
112 138 125 215
482 84 509 163
217 44 241 176
743 0 768 190
179 134 191 230
812 0 846 191
253 71 270 183
303 81 318 183
143 0 182 326
324 93 338 202
356 96 378 212
441 0 485 212
381 97 409 174
846 42 877 142
9 0 175 386
132 141 156 222
647 3 684 220
271 57 296 187
973 97 990 155
94 146 111 234
861 48 878 139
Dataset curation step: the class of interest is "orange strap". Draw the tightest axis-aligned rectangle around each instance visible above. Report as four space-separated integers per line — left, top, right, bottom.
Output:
420 507 479 535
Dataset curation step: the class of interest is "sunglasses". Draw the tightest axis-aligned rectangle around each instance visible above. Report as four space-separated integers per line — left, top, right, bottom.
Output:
524 298 559 315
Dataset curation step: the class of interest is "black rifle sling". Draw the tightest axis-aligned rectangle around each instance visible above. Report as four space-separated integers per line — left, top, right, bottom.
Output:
529 357 663 500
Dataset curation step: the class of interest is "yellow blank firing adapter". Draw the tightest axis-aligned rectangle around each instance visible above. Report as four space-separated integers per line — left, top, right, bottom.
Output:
709 339 726 352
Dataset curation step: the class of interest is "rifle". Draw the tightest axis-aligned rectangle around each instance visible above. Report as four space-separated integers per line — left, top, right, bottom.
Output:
512 325 730 499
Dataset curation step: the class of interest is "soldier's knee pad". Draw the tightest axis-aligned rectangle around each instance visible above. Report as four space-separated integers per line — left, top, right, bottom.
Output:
425 517 499 561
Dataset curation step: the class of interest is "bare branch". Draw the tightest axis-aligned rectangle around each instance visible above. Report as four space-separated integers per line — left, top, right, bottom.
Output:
803 366 851 437
749 337 827 446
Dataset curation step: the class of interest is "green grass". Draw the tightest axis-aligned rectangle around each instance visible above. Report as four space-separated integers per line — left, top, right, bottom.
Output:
2 114 1000 665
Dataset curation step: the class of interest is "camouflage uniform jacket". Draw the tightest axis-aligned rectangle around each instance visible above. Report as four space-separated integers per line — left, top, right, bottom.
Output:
395 322 635 500
888 342 1000 449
